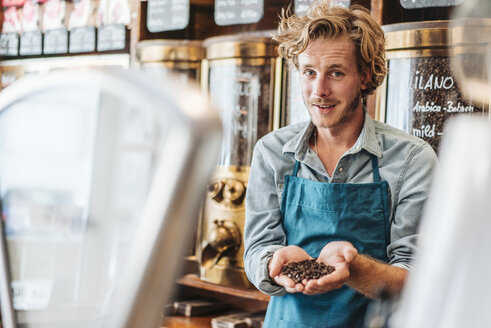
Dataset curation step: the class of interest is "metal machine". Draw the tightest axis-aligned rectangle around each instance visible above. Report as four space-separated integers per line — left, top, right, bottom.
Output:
0 68 222 328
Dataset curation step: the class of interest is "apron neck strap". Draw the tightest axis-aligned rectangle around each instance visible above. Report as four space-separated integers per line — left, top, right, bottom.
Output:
371 155 381 183
292 160 300 177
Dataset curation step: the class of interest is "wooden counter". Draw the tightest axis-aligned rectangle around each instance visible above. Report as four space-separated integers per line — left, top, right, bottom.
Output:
178 274 269 302
161 274 269 327
176 274 269 313
161 315 213 328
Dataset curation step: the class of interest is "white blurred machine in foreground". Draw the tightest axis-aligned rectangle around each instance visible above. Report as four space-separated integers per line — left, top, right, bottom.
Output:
0 68 222 328
393 116 491 327
392 1 491 326
450 0 491 105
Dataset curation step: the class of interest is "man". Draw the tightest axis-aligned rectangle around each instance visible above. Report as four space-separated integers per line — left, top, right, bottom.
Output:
243 2 438 327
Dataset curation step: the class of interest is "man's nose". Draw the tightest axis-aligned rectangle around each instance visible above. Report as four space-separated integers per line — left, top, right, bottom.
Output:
313 76 331 97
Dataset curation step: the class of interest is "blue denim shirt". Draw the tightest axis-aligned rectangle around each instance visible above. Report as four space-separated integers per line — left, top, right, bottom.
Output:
243 113 438 296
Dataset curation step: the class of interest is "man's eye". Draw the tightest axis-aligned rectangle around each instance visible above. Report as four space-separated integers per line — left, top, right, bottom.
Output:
304 70 315 77
331 71 344 78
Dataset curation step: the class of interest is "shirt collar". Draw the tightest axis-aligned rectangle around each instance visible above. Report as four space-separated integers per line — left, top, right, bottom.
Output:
282 111 383 158
356 112 383 157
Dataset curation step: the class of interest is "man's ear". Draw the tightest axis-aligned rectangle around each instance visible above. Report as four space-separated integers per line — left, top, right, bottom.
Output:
360 67 372 91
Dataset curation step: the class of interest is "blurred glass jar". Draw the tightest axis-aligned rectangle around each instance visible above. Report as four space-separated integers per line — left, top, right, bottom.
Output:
136 39 203 85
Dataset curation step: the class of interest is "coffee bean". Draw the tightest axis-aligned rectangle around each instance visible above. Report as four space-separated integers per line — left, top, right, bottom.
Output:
280 259 335 284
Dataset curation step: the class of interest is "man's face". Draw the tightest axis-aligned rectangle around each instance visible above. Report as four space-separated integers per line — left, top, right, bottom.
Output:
298 36 370 131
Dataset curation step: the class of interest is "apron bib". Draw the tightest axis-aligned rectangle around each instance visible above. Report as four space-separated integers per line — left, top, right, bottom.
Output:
264 155 390 328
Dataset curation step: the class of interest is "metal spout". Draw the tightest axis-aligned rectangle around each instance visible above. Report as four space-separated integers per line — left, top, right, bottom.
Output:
200 219 241 270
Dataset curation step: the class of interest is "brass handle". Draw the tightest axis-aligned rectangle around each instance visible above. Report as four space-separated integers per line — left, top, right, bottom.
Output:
207 178 246 206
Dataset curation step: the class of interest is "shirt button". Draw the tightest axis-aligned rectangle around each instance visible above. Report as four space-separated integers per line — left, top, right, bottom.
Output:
338 167 344 173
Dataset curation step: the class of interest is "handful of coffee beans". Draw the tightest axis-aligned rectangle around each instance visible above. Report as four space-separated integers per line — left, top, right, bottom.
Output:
281 259 335 284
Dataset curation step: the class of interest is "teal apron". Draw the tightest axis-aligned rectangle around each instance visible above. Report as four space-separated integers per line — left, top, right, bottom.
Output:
264 155 390 328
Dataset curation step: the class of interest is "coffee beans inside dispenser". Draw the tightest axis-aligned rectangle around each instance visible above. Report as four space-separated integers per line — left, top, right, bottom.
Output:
382 21 488 155
405 56 483 152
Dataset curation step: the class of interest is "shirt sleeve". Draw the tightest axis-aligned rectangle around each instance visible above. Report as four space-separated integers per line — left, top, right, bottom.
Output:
388 142 438 271
243 139 287 296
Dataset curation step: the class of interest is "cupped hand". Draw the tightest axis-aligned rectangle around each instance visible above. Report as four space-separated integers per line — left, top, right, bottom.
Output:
302 241 358 295
269 245 312 293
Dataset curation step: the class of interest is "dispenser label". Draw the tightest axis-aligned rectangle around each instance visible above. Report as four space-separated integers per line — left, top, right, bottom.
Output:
400 0 463 9
97 24 126 51
43 27 68 54
19 30 42 56
69 26 96 53
0 33 19 56
146 0 189 32
214 0 263 26
294 0 349 15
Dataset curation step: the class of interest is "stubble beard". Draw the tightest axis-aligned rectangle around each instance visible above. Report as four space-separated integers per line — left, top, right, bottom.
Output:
309 90 362 129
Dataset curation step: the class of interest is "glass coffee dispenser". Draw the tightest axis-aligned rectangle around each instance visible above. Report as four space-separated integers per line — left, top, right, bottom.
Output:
136 39 203 84
199 35 281 288
136 39 204 275
377 21 489 154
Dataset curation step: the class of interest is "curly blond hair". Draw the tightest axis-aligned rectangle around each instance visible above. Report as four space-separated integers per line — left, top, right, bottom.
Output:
273 1 387 96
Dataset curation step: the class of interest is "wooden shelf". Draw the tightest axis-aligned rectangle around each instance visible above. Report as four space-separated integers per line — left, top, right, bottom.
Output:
177 274 270 302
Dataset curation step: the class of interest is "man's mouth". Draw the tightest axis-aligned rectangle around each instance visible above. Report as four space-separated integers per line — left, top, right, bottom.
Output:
314 104 336 110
